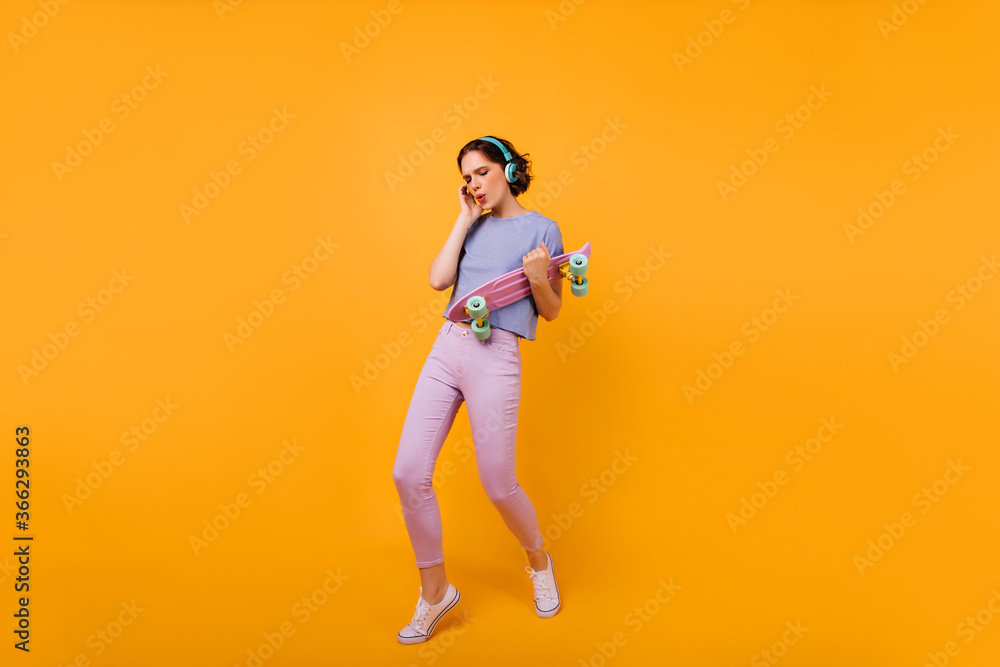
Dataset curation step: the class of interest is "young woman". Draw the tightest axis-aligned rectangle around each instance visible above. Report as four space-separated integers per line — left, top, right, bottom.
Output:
392 136 563 643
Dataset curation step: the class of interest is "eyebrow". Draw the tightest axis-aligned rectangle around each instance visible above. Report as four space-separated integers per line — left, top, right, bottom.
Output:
461 163 490 178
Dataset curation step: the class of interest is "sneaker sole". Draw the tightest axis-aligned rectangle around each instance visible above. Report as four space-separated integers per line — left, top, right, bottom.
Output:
397 589 461 645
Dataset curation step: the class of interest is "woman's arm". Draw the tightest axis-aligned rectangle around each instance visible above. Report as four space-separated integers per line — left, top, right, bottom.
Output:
428 216 474 290
524 241 562 321
530 273 562 321
429 184 482 290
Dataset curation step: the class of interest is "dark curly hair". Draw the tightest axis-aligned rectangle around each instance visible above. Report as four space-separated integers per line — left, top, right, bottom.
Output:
456 136 532 196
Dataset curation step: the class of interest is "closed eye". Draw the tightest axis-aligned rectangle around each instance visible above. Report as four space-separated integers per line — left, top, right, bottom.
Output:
463 166 490 181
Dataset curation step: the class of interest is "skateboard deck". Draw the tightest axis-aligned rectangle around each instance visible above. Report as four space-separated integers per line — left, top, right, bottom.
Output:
445 242 591 339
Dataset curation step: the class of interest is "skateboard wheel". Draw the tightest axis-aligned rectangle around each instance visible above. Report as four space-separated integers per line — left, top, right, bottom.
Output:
472 318 491 340
466 296 488 320
571 276 589 297
569 254 588 276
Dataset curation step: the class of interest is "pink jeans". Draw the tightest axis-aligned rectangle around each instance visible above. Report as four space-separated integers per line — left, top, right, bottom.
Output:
392 320 545 567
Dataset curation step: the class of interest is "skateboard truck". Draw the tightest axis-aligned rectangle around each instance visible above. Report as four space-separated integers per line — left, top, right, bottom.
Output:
463 252 589 341
463 298 491 339
560 254 589 297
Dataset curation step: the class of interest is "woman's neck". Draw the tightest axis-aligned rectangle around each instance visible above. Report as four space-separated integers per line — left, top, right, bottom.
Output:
489 197 530 219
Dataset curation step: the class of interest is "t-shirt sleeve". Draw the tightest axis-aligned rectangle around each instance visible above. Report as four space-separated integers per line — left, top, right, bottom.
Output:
543 222 564 258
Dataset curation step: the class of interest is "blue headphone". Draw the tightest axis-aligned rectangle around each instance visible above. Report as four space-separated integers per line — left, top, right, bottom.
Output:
478 136 519 183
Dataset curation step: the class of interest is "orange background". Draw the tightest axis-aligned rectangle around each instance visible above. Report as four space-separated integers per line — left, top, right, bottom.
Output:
2 1 999 665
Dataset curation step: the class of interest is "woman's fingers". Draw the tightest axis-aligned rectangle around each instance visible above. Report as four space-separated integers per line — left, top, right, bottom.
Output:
458 182 482 216
526 245 549 259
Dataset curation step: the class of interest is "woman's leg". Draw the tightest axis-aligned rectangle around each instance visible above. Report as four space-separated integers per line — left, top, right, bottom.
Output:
525 547 549 571
392 324 464 592
417 563 448 604
460 332 545 557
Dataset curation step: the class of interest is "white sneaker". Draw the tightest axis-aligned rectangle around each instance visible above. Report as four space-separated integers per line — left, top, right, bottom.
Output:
397 583 461 644
526 552 561 618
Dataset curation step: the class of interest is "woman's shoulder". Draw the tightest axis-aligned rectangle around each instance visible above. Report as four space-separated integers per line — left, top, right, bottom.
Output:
531 211 562 236
523 209 560 228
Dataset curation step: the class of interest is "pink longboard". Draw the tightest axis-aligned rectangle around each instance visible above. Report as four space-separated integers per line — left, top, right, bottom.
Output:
445 242 591 339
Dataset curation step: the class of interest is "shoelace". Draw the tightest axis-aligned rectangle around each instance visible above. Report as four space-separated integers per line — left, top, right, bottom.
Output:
526 565 557 603
407 596 432 631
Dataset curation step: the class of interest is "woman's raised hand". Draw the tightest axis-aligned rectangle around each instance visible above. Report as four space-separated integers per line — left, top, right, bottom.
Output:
458 182 483 223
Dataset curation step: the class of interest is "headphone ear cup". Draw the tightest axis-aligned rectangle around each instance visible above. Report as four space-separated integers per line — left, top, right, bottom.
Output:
505 162 518 183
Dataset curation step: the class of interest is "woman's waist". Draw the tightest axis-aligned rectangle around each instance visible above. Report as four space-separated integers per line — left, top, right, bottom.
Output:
444 319 520 343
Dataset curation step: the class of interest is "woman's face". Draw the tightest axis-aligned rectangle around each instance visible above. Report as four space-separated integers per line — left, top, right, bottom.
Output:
460 150 508 210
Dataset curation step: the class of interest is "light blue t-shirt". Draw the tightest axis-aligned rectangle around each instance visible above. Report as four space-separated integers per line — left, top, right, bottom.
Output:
443 210 564 341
